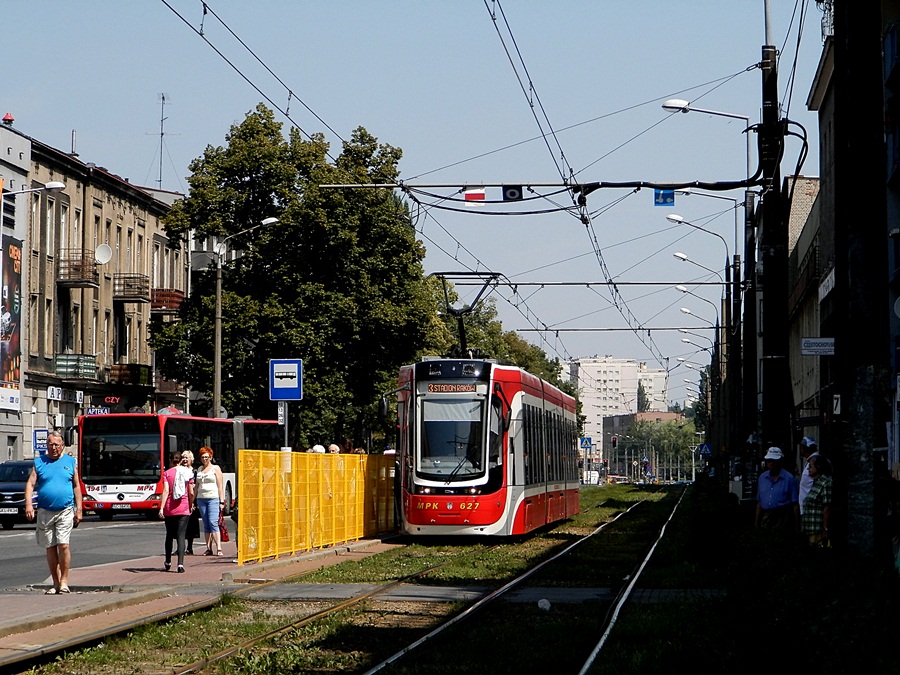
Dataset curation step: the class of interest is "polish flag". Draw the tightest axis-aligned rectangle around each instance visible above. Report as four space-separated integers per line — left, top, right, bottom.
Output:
463 188 486 204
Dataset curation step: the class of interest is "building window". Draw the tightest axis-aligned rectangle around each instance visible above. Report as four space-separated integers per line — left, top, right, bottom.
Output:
153 242 161 287
29 295 38 356
46 198 56 257
30 194 40 254
74 209 81 249
104 311 111 362
44 298 53 356
59 203 68 253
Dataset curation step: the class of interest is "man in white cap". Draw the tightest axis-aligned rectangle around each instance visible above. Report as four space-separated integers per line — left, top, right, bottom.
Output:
798 437 820 515
755 447 799 531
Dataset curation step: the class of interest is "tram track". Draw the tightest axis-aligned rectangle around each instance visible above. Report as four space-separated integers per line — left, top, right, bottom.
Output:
20 485 685 675
362 490 684 674
173 486 682 674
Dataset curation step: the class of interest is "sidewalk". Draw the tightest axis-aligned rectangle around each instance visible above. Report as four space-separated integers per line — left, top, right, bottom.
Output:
0 538 395 672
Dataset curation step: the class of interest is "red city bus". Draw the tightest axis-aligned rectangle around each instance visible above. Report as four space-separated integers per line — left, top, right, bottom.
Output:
78 413 281 520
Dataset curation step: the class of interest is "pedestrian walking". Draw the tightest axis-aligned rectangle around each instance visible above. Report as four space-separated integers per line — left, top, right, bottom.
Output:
755 447 800 532
798 436 820 515
196 446 226 555
159 452 194 572
181 450 200 555
801 454 833 546
24 431 82 594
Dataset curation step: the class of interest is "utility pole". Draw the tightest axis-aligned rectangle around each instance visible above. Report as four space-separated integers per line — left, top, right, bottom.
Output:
757 33 791 451
831 1 888 556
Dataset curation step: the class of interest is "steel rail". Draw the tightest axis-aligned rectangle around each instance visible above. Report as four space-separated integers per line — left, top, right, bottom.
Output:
362 498 651 674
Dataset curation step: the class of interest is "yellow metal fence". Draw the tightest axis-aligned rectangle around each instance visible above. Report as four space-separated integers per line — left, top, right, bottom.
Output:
236 450 395 565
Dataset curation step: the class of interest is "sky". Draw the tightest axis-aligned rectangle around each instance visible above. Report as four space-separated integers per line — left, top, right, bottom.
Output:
3 1 825 404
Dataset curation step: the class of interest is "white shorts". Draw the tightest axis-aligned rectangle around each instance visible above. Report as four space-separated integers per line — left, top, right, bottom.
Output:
36 507 74 548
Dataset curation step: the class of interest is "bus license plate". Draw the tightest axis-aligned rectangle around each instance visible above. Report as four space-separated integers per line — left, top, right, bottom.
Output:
0 507 17 514
111 504 131 510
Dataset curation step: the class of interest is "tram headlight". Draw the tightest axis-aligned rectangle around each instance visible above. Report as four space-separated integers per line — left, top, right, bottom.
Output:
467 488 482 495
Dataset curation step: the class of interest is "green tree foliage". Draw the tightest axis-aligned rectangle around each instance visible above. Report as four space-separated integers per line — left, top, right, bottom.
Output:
151 105 437 447
637 381 650 412
626 418 697 462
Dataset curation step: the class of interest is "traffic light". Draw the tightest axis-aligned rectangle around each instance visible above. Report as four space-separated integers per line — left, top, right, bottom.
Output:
611 436 617 449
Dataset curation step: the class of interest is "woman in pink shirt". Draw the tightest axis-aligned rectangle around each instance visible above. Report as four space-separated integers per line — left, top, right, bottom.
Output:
159 452 194 572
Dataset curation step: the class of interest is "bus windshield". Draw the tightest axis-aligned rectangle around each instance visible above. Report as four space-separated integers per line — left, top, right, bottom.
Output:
81 418 162 482
418 398 485 481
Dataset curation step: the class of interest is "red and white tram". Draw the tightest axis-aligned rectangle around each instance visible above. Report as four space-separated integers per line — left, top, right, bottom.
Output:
394 357 580 536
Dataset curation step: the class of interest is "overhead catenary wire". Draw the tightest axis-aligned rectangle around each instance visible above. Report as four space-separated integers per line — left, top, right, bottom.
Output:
160 0 756 401
483 0 673 375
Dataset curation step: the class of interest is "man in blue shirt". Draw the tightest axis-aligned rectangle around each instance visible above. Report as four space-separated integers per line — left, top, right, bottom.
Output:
755 446 799 532
25 431 82 594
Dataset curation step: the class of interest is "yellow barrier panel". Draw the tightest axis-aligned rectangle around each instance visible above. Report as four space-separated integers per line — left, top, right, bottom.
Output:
236 450 396 566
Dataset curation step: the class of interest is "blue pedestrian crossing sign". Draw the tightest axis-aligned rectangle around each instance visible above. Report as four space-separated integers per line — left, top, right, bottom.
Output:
269 359 303 401
580 437 592 449
698 443 712 456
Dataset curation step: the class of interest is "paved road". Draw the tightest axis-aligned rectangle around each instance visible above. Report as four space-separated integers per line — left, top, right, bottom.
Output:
0 514 171 590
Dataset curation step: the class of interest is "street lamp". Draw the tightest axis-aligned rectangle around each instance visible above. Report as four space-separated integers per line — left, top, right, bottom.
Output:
679 305 716 327
677 357 704 367
662 98 751 180
672 251 724 282
679 328 713 346
676 285 720 323
213 216 279 418
663 100 753 463
682 337 712 354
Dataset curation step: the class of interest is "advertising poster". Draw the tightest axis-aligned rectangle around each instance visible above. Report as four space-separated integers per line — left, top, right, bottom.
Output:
0 236 22 410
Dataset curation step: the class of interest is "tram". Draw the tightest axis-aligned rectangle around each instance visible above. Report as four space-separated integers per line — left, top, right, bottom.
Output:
77 413 281 519
392 357 580 536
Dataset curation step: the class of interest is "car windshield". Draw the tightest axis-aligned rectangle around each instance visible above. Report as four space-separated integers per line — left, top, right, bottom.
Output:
0 464 29 482
418 398 485 481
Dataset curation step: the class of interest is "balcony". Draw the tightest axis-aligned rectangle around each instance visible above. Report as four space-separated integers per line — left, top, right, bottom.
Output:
56 354 98 380
57 249 100 288
113 274 150 303
155 371 185 395
109 363 152 386
151 288 185 315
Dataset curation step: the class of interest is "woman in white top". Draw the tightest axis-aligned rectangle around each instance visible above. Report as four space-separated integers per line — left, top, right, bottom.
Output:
196 446 225 555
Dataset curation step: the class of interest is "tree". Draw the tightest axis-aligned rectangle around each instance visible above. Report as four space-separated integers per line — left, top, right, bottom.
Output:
151 105 437 448
637 381 650 412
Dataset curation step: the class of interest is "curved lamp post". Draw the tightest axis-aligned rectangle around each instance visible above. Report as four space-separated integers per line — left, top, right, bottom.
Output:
682 337 712 354
663 99 752 458
676 285 720 324
213 216 279 418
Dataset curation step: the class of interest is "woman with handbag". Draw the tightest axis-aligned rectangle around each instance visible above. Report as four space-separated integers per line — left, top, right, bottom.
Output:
196 446 226 555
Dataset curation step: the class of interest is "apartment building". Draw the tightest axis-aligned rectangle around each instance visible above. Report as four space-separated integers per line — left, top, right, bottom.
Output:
569 356 668 462
0 119 187 459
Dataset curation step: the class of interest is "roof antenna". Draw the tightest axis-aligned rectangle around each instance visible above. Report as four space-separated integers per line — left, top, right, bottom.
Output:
157 93 168 188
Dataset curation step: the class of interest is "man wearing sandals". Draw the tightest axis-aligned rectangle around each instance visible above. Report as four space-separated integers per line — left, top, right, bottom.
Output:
24 431 82 594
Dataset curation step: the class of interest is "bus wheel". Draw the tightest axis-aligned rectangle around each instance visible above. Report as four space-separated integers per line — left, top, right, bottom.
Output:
223 486 233 516
97 511 114 522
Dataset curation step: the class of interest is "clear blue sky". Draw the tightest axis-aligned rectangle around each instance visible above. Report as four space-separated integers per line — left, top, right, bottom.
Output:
4 1 824 403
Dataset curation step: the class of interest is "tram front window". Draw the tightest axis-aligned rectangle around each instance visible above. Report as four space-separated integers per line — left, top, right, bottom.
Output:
419 398 485 481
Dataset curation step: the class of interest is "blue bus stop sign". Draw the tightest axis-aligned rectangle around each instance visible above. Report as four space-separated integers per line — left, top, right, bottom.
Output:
269 359 303 401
